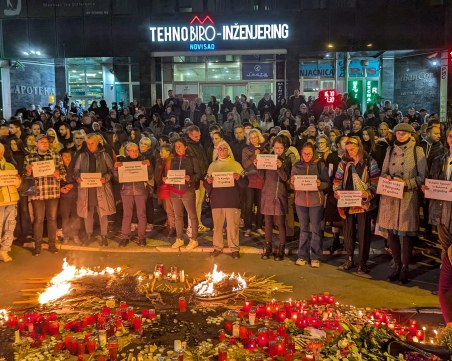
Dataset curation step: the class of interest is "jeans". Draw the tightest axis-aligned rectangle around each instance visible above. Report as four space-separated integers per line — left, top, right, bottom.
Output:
265 214 286 246
295 205 323 261
121 194 147 239
343 212 371 265
15 195 33 239
32 198 59 244
244 188 263 230
170 191 198 240
59 196 80 240
84 205 109 237
0 204 17 251
212 208 240 251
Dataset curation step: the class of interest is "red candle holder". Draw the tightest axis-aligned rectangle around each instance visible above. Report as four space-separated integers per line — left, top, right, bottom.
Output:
141 309 150 319
410 320 418 337
277 309 287 323
247 335 257 351
126 307 135 323
317 294 324 304
179 297 187 313
276 336 285 356
107 337 119 361
311 295 318 304
133 315 142 334
218 329 226 342
224 320 233 333
239 325 248 340
257 327 268 347
149 308 156 319
416 329 424 342
243 300 252 312
49 321 60 336
268 340 278 357
277 324 287 337
265 304 272 317
256 304 266 319
86 336 97 355
218 345 227 361
102 307 111 316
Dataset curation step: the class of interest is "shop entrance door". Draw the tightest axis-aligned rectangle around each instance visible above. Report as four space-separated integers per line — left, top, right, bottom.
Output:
200 84 247 104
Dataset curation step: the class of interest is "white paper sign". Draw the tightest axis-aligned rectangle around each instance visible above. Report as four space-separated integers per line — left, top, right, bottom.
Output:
212 172 235 188
166 170 186 185
32 160 55 177
424 179 452 201
80 173 102 188
377 177 404 199
256 154 277 170
118 161 148 183
337 190 363 207
293 175 318 191
0 170 18 186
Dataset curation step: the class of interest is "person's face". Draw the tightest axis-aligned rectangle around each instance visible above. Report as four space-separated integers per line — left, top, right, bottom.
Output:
188 130 201 143
36 138 49 153
126 124 133 132
345 143 359 158
283 118 289 126
40 113 47 121
447 131 452 149
217 145 230 159
130 130 136 140
174 141 187 156
59 126 67 137
212 134 222 145
140 142 150 153
124 108 129 115
126 145 139 159
31 124 41 135
168 91 173 98
93 123 100 131
74 134 84 146
234 128 245 141
301 147 314 163
386 109 393 117
27 136 36 148
110 112 117 119
8 124 19 135
273 142 284 156
299 105 307 113
249 132 260 147
428 127 441 143
86 138 99 153
353 120 362 131
53 111 60 118
317 138 328 152
308 127 316 137
408 109 415 116
61 152 72 167
339 138 348 151
10 140 18 151
362 130 370 141
294 89 300 96
395 131 411 143
329 132 337 144
160 148 170 159
379 125 388 137
318 122 325 131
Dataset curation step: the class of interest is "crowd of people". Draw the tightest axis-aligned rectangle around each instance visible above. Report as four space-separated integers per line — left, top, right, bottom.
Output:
0 90 450 294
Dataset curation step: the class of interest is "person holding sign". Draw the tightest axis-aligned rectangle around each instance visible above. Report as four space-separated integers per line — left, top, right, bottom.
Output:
166 139 202 251
423 127 452 322
333 136 380 274
378 123 427 284
113 142 153 247
291 143 330 268
204 141 248 259
377 123 426 284
73 134 116 247
257 136 291 261
241 129 268 237
24 134 66 256
0 143 21 262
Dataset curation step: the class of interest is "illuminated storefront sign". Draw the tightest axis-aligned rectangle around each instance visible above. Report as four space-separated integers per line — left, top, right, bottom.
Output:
299 63 334 78
149 16 289 51
365 80 379 104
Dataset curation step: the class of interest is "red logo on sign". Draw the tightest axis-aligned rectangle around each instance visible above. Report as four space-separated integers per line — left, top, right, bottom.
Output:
189 15 214 25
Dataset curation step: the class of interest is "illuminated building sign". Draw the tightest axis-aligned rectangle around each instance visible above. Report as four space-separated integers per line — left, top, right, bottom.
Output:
319 89 336 105
149 15 290 51
348 59 380 77
299 63 334 78
347 79 363 103
365 80 379 104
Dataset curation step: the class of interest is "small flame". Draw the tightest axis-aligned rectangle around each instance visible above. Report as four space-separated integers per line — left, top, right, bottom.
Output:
38 258 121 304
193 264 247 297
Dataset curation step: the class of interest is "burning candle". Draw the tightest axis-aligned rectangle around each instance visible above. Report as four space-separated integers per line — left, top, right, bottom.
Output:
107 336 119 361
126 306 135 323
328 295 335 304
277 309 287 323
141 309 149 319
218 329 226 342
133 315 142 334
257 327 268 347
49 321 60 336
249 308 256 325
256 304 265 319
149 308 156 320
291 312 298 322
277 324 286 337
87 336 97 355
266 303 273 317
317 294 324 304
247 335 257 350
243 300 252 312
276 336 285 356
232 323 240 337
416 329 424 342
224 320 233 333
178 297 187 313
311 295 318 304
410 320 418 337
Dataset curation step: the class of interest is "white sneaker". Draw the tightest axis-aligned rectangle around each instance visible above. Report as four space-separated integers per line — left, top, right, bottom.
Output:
185 239 199 250
131 223 138 232
145 223 153 232
198 224 210 232
256 228 265 236
172 239 185 249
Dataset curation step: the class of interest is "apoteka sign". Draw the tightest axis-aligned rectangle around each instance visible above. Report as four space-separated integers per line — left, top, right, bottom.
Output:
149 16 289 51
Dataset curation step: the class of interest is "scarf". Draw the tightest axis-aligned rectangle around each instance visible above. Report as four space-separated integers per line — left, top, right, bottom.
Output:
207 156 244 177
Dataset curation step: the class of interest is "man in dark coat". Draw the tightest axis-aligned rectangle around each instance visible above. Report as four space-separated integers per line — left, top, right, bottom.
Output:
257 93 275 118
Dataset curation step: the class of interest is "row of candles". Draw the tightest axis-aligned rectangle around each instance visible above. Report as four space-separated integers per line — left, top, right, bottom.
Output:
152 264 185 283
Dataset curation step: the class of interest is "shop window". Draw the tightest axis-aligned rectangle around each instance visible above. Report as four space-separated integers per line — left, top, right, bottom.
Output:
248 82 273 101
115 64 129 83
67 58 103 107
302 79 319 92
207 63 240 81
174 63 206 82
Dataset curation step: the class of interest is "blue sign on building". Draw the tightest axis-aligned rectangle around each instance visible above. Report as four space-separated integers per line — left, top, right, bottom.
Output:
348 59 380 77
299 63 334 78
242 63 274 80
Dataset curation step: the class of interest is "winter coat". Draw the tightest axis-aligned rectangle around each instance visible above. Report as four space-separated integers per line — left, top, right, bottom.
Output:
0 158 20 206
428 151 452 231
291 159 330 208
420 139 443 172
242 145 267 189
186 137 209 177
154 155 173 200
377 141 427 235
73 150 116 219
169 153 201 193
113 156 153 197
259 156 291 215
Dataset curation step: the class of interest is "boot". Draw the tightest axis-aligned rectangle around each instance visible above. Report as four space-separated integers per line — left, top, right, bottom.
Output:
339 256 355 271
329 234 342 254
274 244 285 261
399 265 409 284
261 243 273 260
387 264 401 282
100 236 108 247
33 241 42 256
48 241 58 254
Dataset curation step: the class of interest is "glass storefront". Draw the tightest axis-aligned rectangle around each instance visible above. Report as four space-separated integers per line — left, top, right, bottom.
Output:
299 60 336 100
67 58 104 108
